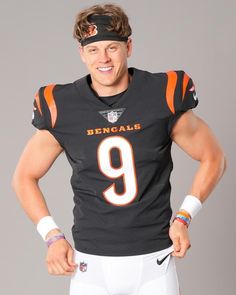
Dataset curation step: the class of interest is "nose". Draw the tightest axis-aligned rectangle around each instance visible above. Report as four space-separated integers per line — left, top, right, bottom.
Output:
99 49 111 63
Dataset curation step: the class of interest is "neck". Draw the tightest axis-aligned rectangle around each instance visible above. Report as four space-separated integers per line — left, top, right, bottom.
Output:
91 70 130 97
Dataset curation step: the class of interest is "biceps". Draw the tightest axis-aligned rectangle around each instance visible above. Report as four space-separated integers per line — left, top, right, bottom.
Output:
14 130 63 180
171 111 222 161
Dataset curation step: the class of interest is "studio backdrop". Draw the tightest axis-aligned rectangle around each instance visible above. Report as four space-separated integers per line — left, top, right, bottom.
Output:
1 1 235 294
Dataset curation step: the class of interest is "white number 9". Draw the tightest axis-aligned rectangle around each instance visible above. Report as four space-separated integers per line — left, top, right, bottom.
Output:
97 136 138 206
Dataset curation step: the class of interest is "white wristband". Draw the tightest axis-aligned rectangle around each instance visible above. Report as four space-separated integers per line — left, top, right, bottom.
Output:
180 195 202 219
36 216 59 241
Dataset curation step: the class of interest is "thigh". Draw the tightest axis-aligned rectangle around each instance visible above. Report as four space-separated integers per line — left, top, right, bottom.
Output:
70 280 109 295
138 255 179 295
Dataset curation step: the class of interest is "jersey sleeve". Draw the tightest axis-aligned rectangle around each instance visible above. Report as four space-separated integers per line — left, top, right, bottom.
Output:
31 84 66 149
31 84 57 130
167 70 199 134
31 88 47 130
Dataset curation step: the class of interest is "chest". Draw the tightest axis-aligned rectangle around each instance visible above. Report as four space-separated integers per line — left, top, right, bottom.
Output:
58 93 171 169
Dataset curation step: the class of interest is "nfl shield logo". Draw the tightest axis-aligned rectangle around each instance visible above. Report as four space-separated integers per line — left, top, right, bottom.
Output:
79 262 88 272
108 111 118 123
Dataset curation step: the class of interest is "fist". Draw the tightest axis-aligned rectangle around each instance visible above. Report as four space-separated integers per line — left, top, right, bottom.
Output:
45 239 78 276
169 220 191 258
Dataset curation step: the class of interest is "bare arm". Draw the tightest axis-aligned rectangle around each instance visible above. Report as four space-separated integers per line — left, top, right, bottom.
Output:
169 110 226 258
171 110 226 202
12 130 77 275
12 129 63 224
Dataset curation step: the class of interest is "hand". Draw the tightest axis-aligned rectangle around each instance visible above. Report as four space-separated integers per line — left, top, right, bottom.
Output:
45 234 78 276
169 220 191 258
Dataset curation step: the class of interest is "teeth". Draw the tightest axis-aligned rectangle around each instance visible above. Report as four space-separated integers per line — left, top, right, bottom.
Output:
98 67 112 72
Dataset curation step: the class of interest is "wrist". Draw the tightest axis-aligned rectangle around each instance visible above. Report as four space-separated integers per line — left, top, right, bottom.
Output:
172 195 203 228
45 228 62 240
36 216 59 241
179 195 202 219
173 216 190 228
46 233 66 248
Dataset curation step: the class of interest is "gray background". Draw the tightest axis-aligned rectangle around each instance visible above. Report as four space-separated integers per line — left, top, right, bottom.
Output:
1 0 235 294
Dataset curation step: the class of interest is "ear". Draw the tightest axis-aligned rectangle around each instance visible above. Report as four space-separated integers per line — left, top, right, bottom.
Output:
127 38 133 58
79 45 86 63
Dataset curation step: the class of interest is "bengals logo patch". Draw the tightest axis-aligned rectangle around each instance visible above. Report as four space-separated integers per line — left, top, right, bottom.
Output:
85 24 98 38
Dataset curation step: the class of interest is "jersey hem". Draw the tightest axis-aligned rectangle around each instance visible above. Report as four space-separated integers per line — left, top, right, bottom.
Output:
74 239 173 257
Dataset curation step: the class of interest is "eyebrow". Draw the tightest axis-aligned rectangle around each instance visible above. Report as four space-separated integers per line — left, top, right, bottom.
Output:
85 42 120 50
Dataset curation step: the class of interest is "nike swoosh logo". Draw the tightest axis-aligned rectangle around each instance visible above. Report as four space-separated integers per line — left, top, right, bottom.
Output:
156 253 171 265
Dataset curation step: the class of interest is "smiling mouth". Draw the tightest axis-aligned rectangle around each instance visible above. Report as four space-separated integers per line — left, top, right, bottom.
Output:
97 66 113 72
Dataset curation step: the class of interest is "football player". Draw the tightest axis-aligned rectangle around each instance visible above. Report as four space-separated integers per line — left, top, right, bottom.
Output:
12 3 226 295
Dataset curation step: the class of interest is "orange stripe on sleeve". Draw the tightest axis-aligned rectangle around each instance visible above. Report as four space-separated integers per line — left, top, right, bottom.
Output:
43 84 57 128
182 73 190 101
35 92 42 116
166 71 178 114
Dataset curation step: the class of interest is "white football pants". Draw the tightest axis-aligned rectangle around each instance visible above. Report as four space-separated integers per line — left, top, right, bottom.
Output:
70 245 180 295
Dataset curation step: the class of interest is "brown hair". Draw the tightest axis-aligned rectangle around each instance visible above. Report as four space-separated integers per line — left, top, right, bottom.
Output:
73 4 132 43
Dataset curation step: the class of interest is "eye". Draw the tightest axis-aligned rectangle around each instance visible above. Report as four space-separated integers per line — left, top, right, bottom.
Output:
87 48 98 54
107 45 118 52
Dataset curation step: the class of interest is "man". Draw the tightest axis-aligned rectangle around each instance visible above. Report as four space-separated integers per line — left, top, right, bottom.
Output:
12 3 226 295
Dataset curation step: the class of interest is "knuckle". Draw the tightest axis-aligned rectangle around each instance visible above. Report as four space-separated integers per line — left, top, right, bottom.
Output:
46 257 56 265
64 266 71 272
184 241 190 247
182 239 189 244
57 249 67 256
46 259 51 265
55 257 62 263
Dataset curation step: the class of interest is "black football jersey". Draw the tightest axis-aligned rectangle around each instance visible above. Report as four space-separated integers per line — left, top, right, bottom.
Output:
32 68 198 256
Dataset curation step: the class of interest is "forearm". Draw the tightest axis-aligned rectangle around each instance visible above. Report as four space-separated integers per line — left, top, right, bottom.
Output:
188 153 226 203
12 176 50 225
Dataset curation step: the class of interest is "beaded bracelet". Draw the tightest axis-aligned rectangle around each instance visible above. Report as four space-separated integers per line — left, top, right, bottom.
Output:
46 233 66 247
173 210 192 227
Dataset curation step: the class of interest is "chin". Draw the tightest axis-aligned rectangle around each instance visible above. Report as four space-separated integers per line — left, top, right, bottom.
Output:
97 78 116 87
100 82 116 87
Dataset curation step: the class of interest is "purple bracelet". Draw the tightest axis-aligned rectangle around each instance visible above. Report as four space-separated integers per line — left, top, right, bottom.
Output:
46 233 65 247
